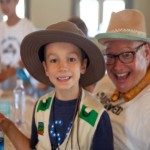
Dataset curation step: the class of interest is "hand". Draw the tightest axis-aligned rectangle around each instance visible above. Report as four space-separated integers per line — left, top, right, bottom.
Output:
0 67 16 82
18 60 24 68
0 113 12 134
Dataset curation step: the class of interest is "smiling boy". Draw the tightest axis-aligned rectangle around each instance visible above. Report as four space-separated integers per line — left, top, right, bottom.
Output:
0 21 113 150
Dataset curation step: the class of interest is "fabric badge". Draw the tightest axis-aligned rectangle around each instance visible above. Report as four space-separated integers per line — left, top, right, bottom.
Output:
38 122 44 135
79 104 98 127
37 97 52 112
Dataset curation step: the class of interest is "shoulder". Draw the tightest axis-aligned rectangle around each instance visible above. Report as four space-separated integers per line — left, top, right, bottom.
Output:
134 84 150 108
0 21 4 25
82 89 105 113
83 89 100 105
136 84 150 117
0 21 6 28
20 18 37 31
93 74 115 97
35 90 55 108
21 18 32 25
140 84 150 96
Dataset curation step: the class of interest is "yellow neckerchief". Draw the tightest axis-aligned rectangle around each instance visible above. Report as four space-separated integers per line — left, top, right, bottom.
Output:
111 67 150 102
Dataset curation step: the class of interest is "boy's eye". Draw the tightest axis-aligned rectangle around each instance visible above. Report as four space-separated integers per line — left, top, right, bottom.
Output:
69 57 77 62
49 59 57 63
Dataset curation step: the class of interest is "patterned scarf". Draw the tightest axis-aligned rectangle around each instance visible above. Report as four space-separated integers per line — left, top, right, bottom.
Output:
111 67 150 102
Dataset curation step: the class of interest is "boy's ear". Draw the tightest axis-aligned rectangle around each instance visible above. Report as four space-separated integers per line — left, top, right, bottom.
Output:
81 59 87 74
42 61 49 77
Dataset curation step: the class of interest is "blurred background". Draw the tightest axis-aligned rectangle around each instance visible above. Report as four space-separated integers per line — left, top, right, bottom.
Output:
0 0 150 37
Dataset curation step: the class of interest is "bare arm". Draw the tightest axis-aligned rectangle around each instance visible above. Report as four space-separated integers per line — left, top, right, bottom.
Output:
0 60 24 82
0 113 31 150
0 67 16 82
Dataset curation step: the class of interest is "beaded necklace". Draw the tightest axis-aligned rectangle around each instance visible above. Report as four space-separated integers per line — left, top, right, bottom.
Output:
111 67 150 102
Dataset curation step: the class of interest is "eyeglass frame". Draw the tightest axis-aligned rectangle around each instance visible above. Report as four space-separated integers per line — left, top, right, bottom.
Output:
104 42 147 65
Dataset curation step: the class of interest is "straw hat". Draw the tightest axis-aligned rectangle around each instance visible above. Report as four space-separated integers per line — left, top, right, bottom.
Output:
95 9 150 44
20 21 105 87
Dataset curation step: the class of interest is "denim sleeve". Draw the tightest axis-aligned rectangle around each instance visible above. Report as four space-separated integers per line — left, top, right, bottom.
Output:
92 111 114 150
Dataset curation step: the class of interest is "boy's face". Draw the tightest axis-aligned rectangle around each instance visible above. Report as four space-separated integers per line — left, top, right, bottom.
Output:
0 0 18 16
43 42 87 91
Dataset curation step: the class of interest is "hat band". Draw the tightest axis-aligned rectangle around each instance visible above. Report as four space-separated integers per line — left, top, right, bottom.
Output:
108 28 146 38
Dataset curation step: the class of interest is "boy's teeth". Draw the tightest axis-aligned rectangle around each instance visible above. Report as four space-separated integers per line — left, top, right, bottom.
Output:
58 77 69 80
117 73 127 77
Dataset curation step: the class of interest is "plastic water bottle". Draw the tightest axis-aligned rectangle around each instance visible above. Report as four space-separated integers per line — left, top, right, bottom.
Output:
13 79 26 125
0 131 4 150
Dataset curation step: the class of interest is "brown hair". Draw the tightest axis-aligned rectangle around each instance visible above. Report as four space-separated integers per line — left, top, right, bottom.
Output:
68 16 88 36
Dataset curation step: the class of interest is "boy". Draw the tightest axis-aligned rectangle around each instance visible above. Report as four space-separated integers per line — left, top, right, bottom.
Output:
0 21 113 149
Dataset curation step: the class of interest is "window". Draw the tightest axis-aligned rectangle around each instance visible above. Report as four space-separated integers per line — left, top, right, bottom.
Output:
16 0 25 18
100 0 125 33
78 0 125 37
79 0 99 37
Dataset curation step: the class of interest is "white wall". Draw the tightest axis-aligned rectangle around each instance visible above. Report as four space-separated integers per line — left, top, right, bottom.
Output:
30 0 72 29
133 0 150 37
30 0 150 36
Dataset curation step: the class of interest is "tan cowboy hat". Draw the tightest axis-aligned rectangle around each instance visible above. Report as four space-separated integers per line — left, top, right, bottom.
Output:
95 9 150 44
20 21 105 87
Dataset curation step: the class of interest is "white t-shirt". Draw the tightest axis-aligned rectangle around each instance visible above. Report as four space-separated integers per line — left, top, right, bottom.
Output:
93 74 115 97
0 18 36 90
94 78 150 150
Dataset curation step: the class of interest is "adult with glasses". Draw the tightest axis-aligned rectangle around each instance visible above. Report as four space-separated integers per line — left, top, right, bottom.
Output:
94 9 150 150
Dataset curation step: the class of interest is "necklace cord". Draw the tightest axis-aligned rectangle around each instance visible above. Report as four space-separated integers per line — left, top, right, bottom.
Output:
65 87 82 150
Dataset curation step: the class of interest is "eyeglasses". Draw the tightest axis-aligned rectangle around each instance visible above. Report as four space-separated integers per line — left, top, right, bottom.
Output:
104 42 147 65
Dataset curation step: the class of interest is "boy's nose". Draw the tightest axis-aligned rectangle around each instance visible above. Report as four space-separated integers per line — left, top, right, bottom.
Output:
58 61 68 71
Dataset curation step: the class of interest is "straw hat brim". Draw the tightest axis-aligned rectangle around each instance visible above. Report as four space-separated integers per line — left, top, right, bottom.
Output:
21 30 105 87
95 33 150 44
